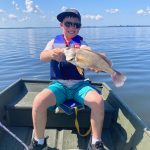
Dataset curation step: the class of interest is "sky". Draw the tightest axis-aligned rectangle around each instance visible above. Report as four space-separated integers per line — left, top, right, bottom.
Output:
0 0 150 28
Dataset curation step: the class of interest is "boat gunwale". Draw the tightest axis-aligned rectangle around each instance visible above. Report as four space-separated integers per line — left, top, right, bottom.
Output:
101 82 150 138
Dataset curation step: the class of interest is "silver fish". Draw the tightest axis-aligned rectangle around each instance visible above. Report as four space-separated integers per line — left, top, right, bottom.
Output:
64 47 127 87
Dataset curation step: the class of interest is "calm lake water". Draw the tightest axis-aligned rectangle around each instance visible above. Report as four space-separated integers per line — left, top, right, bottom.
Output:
0 27 150 127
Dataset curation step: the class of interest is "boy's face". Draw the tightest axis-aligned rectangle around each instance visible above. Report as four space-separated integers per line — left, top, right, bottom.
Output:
60 17 81 39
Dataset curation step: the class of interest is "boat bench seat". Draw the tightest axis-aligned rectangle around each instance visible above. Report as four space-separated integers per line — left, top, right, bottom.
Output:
3 80 115 129
5 92 114 129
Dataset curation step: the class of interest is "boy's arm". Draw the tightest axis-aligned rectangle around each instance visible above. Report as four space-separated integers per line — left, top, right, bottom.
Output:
40 39 64 62
40 48 64 62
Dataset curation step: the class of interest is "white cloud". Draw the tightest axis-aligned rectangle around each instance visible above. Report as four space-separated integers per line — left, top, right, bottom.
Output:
8 14 17 20
60 6 77 12
105 8 119 14
61 6 68 12
82 14 103 20
25 0 34 13
19 16 30 22
137 7 150 15
40 15 46 19
24 0 41 13
34 5 40 13
137 9 146 15
0 9 5 13
146 7 150 14
12 1 20 10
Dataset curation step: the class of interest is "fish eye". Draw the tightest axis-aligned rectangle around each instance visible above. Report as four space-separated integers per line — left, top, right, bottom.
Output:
69 58 74 61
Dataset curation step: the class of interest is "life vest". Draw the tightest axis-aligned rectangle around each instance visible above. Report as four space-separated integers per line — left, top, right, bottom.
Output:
50 34 85 80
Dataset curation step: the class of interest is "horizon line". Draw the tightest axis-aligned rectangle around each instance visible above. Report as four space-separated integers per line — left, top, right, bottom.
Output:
0 25 150 29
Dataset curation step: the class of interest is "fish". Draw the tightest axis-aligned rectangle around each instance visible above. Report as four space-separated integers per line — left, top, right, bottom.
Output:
63 47 127 87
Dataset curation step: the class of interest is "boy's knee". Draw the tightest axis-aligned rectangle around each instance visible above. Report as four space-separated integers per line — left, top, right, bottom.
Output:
32 95 44 112
32 90 56 111
96 95 104 106
89 94 104 109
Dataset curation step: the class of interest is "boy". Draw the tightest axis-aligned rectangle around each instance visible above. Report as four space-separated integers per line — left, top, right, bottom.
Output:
29 8 105 150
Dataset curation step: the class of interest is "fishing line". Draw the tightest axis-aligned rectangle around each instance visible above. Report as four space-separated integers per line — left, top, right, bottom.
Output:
0 121 29 150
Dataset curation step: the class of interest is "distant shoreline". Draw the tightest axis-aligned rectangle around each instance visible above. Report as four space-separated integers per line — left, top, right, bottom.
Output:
0 25 150 29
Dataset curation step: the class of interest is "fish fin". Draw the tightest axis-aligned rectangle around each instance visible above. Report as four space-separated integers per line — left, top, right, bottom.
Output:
99 52 106 56
111 70 127 87
77 66 84 75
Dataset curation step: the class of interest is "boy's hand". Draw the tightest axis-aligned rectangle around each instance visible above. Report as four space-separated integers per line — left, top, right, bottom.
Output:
80 45 92 51
51 48 65 62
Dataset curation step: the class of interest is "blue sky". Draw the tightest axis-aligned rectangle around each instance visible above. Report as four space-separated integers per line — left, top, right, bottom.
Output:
0 0 150 27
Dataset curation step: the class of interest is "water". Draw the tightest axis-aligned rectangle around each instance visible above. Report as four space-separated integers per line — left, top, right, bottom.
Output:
0 27 150 127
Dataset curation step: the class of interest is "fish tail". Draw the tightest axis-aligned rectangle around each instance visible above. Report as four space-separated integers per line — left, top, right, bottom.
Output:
111 70 127 87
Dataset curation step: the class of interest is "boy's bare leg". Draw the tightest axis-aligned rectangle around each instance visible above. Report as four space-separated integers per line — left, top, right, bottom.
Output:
32 89 56 139
84 90 104 139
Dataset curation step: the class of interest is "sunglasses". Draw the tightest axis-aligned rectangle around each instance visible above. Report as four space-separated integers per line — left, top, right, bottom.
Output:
63 21 81 29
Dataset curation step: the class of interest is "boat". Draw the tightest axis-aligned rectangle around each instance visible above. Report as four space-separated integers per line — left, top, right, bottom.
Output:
0 78 150 150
